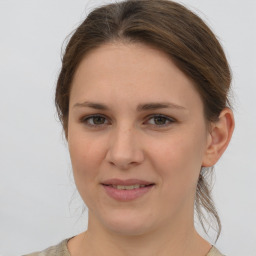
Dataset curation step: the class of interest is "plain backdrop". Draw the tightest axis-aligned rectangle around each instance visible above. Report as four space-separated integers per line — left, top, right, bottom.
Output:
0 0 255 255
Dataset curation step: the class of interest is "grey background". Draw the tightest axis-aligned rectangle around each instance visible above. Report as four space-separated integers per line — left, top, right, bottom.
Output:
0 0 255 255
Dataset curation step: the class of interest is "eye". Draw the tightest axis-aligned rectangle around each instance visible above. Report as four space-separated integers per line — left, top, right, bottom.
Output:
146 114 175 127
81 115 109 127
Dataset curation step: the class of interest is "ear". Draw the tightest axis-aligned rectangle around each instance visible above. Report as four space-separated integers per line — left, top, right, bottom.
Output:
202 108 235 167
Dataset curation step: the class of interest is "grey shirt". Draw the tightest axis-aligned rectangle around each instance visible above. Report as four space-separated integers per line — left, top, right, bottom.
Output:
24 239 225 256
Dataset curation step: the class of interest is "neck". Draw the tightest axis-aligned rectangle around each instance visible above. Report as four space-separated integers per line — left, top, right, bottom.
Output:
68 213 211 256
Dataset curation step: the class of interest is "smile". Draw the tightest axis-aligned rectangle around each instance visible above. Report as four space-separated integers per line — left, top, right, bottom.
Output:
109 184 147 190
101 179 155 201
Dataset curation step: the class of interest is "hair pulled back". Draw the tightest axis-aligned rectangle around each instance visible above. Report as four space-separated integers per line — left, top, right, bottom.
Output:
55 0 232 240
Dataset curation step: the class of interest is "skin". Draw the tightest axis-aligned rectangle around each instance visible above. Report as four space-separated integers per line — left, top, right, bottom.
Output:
67 42 234 256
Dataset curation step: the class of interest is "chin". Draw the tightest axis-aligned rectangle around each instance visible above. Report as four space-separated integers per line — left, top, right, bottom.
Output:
98 209 156 236
107 222 152 237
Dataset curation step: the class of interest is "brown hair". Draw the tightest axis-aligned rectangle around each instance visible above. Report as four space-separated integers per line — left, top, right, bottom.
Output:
56 0 232 240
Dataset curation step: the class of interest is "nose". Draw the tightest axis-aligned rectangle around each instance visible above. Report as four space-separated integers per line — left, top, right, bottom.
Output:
105 126 144 170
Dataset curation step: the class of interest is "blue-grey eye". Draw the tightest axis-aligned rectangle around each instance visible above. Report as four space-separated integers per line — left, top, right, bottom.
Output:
147 115 174 126
85 115 107 125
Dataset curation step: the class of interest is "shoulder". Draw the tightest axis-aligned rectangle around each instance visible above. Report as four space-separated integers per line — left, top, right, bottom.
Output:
207 246 226 256
23 239 70 256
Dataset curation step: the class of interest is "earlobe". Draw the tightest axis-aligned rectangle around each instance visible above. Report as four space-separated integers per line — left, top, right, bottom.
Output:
202 108 235 167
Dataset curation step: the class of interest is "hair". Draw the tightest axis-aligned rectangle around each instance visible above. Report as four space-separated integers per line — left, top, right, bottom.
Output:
55 0 232 240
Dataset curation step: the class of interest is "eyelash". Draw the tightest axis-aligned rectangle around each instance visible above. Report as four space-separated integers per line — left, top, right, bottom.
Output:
145 114 175 127
81 114 109 127
80 114 175 128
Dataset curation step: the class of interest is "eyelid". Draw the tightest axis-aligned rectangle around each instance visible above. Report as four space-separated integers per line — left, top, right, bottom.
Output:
144 114 176 126
79 113 176 128
80 114 111 127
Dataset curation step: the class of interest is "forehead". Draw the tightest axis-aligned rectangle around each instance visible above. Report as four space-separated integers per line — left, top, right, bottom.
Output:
73 42 183 84
70 42 203 111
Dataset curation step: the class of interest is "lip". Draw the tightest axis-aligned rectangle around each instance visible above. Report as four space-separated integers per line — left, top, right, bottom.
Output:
101 179 155 201
101 178 154 186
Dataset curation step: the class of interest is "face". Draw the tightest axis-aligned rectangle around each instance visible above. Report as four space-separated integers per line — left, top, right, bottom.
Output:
68 42 212 236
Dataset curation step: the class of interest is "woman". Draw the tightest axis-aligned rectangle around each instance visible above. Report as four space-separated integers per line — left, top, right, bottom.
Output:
25 0 234 255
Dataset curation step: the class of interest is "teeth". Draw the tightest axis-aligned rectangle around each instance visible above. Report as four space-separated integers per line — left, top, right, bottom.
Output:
112 184 146 190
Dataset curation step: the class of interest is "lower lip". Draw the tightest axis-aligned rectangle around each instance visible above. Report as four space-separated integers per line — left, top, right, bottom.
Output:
102 185 154 201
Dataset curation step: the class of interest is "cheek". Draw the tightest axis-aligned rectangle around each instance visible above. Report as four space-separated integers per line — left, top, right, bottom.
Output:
151 132 206 191
69 127 103 166
68 131 106 192
154 139 203 215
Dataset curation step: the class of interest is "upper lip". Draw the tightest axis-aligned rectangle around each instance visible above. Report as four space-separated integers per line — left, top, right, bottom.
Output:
101 179 154 186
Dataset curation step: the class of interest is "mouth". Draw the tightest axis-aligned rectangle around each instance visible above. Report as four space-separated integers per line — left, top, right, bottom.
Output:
101 179 155 201
103 184 154 190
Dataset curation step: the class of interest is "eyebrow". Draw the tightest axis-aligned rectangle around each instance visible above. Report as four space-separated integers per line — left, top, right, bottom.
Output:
73 101 186 111
136 102 186 111
73 101 109 110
